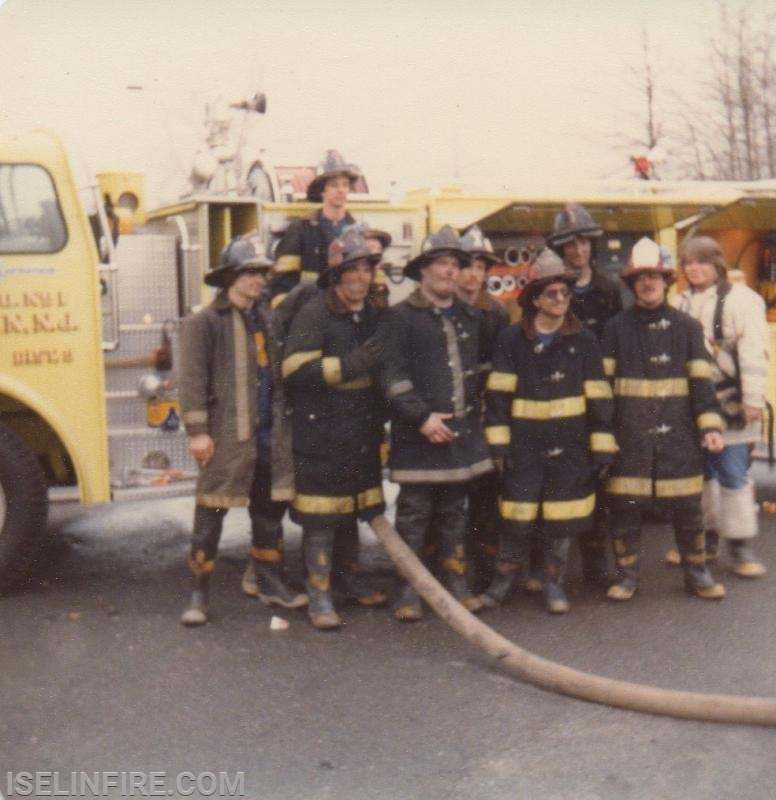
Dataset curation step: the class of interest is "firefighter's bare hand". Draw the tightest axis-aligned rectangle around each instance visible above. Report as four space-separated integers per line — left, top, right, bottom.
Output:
420 412 455 444
190 434 215 466
743 405 763 424
702 431 724 453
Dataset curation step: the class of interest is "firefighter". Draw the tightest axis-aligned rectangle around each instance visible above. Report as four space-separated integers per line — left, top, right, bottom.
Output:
665 236 767 577
547 203 623 588
243 223 392 606
480 248 615 613
179 237 307 627
546 204 622 340
268 150 359 308
602 237 726 601
380 226 493 620
456 225 510 592
282 227 387 629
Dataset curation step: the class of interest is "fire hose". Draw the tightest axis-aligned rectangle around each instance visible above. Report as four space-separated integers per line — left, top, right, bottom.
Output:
368 514 776 727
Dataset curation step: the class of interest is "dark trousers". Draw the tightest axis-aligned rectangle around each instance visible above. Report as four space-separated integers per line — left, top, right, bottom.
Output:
395 482 468 572
188 460 287 575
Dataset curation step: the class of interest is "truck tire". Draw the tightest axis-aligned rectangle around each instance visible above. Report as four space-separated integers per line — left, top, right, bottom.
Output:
0 422 49 593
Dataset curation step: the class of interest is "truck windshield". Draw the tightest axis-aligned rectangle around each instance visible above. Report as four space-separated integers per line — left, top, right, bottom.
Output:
0 164 67 253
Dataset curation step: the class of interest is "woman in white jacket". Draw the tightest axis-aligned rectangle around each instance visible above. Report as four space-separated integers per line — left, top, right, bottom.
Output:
668 235 768 577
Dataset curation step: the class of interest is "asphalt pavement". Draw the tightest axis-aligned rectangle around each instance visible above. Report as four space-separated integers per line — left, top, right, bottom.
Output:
3 468 776 799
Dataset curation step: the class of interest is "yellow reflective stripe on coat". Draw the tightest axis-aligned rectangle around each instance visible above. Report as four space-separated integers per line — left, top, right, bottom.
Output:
487 371 518 393
606 475 703 497
337 376 372 390
498 498 539 521
275 254 301 273
485 425 511 446
270 292 288 309
584 380 613 400
293 493 355 515
603 358 617 377
301 270 318 282
282 349 322 379
614 378 688 398
322 356 343 385
697 412 724 430
542 493 595 521
606 476 653 496
357 486 384 510
656 476 703 497
590 432 617 453
511 396 586 420
687 359 712 379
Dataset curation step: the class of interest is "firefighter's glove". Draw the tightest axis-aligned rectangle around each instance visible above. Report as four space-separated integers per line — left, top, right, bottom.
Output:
341 337 384 381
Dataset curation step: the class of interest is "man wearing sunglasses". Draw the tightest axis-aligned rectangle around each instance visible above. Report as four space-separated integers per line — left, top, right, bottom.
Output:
546 203 623 589
482 249 615 613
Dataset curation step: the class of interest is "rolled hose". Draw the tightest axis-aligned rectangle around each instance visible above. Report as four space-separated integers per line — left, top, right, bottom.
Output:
369 514 776 727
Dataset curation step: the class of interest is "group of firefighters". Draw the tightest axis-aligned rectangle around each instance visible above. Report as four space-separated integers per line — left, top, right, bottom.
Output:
177 153 770 629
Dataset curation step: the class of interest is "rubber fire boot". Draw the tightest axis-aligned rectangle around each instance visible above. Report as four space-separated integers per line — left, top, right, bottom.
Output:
338 564 389 607
250 510 308 608
718 481 766 577
578 528 611 588
675 527 726 600
440 542 483 613
524 530 544 593
543 535 571 614
392 489 428 622
606 529 641 601
728 539 767 578
332 521 387 606
480 561 522 609
181 506 224 626
181 574 210 627
665 480 720 566
252 550 308 609
303 528 342 630
241 560 259 597
480 528 528 609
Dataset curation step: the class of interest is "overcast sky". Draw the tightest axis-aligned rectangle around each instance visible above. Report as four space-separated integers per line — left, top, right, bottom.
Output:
0 0 758 207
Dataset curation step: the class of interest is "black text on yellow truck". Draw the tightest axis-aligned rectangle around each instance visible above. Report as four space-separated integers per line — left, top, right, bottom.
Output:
0 126 425 591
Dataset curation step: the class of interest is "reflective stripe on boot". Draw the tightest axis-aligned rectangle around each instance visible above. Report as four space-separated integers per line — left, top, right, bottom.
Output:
607 532 640 601
676 529 726 600
303 529 342 630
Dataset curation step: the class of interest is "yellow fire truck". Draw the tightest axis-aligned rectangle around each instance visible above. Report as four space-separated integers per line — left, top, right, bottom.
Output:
2 125 776 592
0 127 426 591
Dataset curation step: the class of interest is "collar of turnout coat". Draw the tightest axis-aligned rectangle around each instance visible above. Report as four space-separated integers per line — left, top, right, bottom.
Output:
323 285 379 316
406 287 478 319
520 311 583 340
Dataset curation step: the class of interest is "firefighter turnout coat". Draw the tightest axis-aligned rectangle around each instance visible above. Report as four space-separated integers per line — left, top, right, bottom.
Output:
602 303 724 504
282 288 386 525
484 314 615 537
570 271 623 340
673 281 769 446
179 292 259 508
380 289 493 484
269 210 355 307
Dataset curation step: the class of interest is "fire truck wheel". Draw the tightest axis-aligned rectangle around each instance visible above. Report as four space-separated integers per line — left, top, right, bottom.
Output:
0 423 48 593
